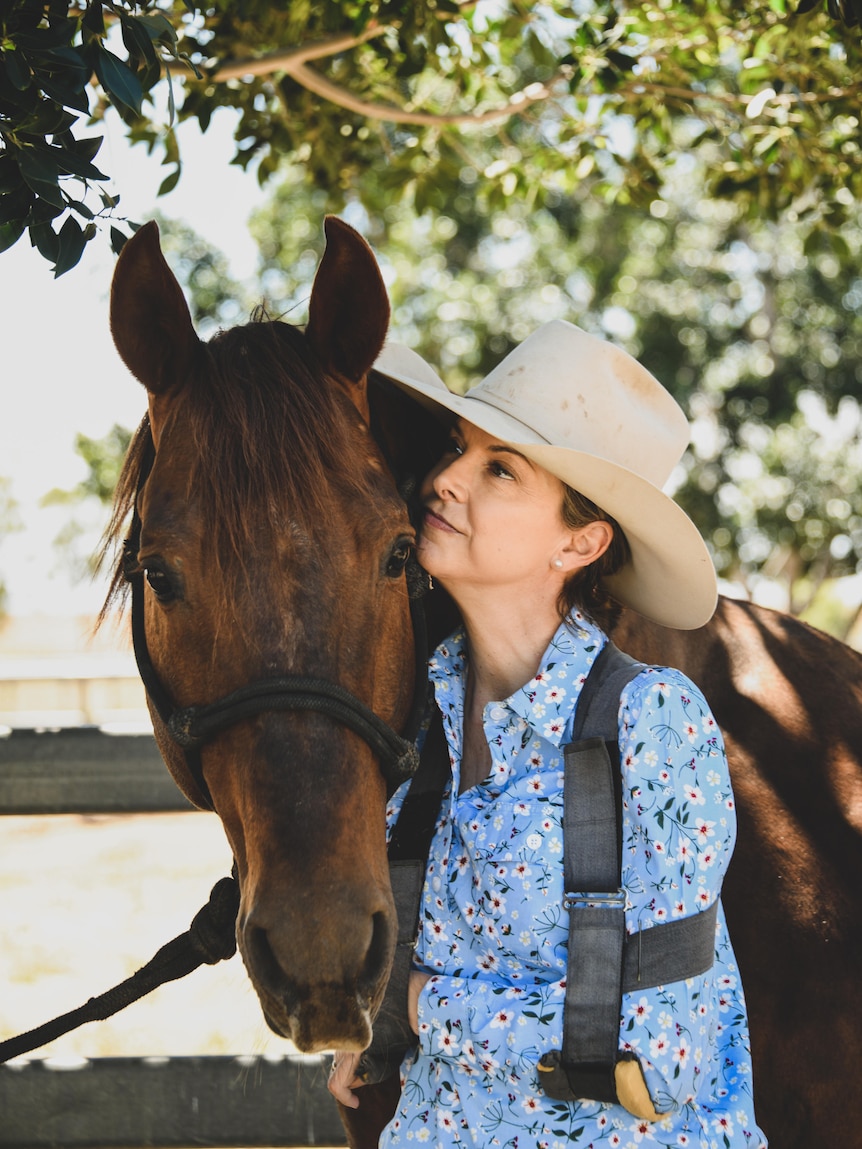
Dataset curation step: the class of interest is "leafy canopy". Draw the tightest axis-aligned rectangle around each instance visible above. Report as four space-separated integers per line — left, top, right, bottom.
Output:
1 0 860 274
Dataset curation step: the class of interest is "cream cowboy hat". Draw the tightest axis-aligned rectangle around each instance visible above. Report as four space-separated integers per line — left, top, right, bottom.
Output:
374 319 717 630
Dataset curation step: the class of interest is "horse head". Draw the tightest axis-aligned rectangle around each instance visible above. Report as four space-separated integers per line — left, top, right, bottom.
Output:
107 218 423 1053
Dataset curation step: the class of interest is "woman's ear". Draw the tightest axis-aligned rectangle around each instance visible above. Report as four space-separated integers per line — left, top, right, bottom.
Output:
555 520 614 572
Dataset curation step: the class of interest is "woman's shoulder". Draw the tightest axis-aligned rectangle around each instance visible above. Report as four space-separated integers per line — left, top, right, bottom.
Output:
617 657 714 717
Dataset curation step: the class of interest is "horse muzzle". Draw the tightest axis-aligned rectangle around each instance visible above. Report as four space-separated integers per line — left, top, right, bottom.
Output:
237 885 396 1053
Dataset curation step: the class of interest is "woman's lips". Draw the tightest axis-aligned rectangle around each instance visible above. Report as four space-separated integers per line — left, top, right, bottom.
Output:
423 507 458 533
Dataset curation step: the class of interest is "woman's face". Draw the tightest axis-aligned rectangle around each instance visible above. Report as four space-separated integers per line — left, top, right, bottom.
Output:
417 418 575 598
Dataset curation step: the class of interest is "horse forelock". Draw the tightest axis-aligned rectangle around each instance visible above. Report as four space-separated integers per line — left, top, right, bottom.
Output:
100 315 388 624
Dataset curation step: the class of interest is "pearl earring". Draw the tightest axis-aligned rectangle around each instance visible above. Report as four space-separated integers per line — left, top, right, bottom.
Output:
552 558 564 570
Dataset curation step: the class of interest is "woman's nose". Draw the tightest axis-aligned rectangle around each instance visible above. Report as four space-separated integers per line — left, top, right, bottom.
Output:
430 455 466 501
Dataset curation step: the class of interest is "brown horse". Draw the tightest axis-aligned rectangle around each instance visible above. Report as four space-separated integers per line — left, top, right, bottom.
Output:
105 217 446 1055
107 221 862 1147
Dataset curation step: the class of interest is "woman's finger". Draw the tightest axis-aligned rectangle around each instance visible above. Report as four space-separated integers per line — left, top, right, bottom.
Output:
327 1051 363 1109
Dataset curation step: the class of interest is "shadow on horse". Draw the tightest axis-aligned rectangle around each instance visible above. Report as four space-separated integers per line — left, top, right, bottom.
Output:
106 218 862 1147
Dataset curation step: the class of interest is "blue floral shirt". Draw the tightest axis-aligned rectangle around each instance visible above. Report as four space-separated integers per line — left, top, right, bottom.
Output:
381 613 766 1148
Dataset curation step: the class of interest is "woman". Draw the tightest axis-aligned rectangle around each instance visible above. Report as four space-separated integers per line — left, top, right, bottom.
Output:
331 320 766 1147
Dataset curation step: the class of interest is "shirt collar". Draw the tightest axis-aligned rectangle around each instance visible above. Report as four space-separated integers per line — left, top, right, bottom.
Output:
428 612 608 748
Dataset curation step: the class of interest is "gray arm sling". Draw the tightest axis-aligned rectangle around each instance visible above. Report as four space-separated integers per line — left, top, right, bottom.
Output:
537 641 718 1118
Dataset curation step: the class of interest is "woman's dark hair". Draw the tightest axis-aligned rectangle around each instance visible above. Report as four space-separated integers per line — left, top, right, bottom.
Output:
558 486 631 632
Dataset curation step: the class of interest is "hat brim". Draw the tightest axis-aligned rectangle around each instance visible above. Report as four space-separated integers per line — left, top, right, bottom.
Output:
375 350 717 631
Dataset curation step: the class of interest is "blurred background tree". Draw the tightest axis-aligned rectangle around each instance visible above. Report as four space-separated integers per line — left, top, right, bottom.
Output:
60 164 862 637
5 0 860 636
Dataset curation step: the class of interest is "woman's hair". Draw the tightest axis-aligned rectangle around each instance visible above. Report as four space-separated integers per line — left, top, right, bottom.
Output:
558 486 631 631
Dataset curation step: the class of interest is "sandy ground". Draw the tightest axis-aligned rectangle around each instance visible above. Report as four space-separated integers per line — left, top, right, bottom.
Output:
0 811 291 1060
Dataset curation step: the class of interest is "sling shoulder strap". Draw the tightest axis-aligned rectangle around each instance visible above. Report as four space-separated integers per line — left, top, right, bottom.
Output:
357 708 451 1084
538 641 719 1117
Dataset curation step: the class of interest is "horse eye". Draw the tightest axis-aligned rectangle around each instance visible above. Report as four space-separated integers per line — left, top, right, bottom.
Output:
385 539 413 578
145 567 176 603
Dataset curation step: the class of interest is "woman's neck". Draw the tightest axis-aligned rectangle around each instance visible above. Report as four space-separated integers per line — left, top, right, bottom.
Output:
456 587 564 711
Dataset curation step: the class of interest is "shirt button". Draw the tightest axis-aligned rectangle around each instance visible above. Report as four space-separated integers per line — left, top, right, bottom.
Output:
527 834 542 849
489 705 506 721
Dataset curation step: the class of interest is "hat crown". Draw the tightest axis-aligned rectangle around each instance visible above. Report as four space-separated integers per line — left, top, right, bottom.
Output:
467 321 689 490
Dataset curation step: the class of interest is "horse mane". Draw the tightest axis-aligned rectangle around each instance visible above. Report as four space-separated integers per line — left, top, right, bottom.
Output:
99 315 377 622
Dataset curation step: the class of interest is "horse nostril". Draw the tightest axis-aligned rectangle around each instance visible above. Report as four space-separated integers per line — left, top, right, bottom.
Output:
246 924 290 996
357 909 395 1004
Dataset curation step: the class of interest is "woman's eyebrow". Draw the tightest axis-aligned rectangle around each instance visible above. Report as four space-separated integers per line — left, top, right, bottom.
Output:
488 443 535 469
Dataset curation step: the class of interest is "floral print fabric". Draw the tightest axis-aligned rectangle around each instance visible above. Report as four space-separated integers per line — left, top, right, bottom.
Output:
380 613 766 1148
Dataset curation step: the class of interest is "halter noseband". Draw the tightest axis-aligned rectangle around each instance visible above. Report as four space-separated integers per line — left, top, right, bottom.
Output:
123 505 428 811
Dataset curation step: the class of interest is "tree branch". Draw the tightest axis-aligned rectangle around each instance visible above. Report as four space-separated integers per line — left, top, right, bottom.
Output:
620 79 862 110
212 26 387 81
212 26 554 127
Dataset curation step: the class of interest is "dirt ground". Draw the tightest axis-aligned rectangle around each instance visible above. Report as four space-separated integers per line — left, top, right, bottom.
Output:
0 811 290 1059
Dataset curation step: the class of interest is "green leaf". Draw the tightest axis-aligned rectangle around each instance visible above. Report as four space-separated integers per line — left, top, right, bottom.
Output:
35 48 90 113
65 197 95 220
82 1 106 41
0 220 25 253
93 44 143 117
53 214 86 276
110 225 129 254
17 146 65 207
17 99 74 135
26 195 64 224
29 219 59 261
35 75 89 113
73 136 104 165
0 153 23 195
119 15 161 88
165 63 176 125
53 144 108 181
3 46 34 91
136 12 179 46
157 165 181 196
12 20 79 54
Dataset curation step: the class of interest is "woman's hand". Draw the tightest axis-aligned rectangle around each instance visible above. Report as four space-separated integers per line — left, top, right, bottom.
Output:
327 1051 363 1109
329 970 430 1107
408 970 431 1034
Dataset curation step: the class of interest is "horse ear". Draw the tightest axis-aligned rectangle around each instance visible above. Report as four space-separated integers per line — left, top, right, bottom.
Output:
110 221 201 399
305 216 391 394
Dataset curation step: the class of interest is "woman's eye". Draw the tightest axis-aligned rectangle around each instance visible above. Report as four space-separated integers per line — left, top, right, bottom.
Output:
385 540 413 578
145 567 176 603
490 461 515 480
445 436 464 457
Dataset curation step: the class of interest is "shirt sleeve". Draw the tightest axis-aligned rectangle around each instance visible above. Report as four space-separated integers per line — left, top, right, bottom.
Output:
614 667 738 1111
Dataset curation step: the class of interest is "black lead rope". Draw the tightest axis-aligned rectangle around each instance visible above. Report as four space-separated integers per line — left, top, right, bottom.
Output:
0 876 240 1064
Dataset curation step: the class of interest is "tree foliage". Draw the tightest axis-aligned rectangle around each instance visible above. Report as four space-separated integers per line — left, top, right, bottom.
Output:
58 164 862 627
1 0 861 274
0 0 196 271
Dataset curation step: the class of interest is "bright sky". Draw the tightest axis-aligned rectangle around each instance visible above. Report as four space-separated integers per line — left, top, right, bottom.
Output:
0 110 267 619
